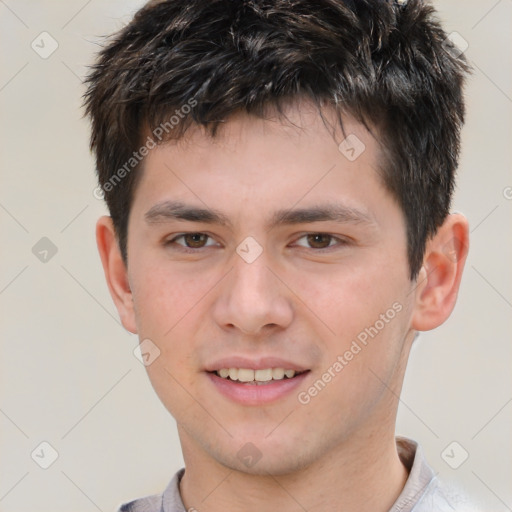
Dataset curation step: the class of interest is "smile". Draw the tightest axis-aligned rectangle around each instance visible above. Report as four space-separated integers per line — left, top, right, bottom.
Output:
214 367 306 384
207 368 310 405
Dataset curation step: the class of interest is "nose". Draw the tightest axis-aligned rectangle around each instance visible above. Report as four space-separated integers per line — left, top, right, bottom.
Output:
212 252 294 336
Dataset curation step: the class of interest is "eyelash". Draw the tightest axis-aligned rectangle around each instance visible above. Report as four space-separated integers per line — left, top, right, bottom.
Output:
164 232 350 253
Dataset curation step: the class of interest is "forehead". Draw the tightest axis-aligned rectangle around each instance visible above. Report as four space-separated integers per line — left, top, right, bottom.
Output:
131 100 392 227
169 99 381 155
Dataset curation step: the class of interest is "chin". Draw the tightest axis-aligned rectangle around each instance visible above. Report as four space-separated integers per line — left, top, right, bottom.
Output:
229 453 312 476
211 434 317 476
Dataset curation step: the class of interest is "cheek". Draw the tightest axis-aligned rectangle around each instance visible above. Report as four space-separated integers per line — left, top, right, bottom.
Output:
130 259 210 337
293 258 411 401
294 260 405 338
129 261 213 387
132 263 202 413
145 359 199 423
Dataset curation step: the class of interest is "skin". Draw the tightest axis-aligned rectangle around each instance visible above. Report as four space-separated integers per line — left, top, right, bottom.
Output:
97 100 469 512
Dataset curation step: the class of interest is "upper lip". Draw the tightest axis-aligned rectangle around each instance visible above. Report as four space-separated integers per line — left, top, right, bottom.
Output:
205 356 309 372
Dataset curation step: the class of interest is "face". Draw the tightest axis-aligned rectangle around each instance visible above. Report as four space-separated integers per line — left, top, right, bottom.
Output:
122 102 419 474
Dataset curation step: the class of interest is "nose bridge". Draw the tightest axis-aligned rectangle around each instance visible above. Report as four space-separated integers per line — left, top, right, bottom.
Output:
233 254 272 303
214 248 293 334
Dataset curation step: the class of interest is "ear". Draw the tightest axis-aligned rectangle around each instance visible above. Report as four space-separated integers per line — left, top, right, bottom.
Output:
411 213 469 331
96 216 138 334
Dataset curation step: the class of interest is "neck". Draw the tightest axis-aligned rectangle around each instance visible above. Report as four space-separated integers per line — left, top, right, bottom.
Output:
178 428 409 512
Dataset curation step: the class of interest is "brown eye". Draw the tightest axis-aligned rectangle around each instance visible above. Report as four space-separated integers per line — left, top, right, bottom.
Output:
182 233 209 248
306 234 334 249
293 233 349 251
166 233 217 250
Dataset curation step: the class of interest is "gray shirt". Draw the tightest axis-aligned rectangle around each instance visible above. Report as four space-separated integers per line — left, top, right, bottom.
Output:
118 437 476 512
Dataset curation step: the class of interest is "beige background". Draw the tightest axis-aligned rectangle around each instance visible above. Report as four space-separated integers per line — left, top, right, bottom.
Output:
1 1 511 511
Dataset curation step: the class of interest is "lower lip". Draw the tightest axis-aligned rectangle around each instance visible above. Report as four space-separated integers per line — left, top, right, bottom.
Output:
206 371 310 405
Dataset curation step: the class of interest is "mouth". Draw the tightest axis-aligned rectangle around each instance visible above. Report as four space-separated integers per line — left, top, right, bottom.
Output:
205 366 311 405
209 367 309 384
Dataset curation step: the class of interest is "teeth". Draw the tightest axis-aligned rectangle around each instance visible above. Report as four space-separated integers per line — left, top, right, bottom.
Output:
272 368 285 380
255 368 272 382
215 367 299 382
238 368 254 382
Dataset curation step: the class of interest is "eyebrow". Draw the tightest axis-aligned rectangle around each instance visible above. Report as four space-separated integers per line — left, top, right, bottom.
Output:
144 200 375 230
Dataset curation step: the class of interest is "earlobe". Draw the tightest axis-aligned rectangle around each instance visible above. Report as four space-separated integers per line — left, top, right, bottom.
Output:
411 213 469 332
96 216 138 333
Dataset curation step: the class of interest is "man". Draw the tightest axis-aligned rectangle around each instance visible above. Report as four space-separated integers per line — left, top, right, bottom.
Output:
84 0 475 510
